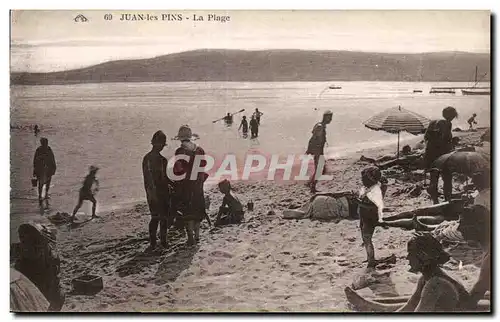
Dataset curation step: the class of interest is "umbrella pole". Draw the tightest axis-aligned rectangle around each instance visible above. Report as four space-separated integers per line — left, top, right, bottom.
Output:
397 131 400 159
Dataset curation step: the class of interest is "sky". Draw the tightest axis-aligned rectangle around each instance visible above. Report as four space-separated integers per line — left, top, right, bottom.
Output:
10 10 491 72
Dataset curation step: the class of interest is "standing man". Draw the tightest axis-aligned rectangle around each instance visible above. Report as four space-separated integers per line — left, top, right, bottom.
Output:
250 115 259 139
33 138 56 204
253 108 263 125
173 125 209 246
306 110 333 193
142 130 172 250
424 106 457 204
238 115 249 138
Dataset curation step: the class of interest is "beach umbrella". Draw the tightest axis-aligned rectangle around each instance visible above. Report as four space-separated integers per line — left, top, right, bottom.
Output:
433 151 490 176
363 105 431 158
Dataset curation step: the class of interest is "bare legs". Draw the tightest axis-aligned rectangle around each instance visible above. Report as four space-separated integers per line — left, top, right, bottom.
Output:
360 218 376 268
149 216 167 248
428 169 453 204
309 154 322 193
37 176 52 203
72 196 97 221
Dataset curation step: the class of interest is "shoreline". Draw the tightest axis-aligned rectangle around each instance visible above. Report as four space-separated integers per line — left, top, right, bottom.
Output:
12 128 488 312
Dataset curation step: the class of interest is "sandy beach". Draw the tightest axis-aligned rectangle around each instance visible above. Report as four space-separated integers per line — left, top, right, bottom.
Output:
13 128 484 312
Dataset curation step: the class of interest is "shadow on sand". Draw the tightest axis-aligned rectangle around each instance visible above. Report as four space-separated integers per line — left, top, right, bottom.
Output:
153 244 199 285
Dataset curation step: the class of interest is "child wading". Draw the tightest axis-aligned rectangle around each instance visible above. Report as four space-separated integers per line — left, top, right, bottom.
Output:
71 166 99 221
215 179 244 226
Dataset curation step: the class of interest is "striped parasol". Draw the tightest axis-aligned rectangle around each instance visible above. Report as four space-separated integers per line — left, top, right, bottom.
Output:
363 105 430 158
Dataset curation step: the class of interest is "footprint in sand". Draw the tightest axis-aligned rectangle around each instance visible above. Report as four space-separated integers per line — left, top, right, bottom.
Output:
208 250 233 258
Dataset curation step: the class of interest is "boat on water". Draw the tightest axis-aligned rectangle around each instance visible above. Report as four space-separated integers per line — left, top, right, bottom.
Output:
462 66 490 96
461 89 491 95
329 85 342 89
413 90 423 93
430 89 455 94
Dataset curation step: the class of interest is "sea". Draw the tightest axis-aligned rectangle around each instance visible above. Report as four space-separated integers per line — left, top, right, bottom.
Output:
10 81 490 239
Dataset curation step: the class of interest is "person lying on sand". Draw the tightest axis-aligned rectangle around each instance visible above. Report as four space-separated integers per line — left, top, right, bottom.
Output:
457 204 490 307
389 171 490 236
345 232 474 312
357 166 387 268
215 179 244 227
360 145 424 170
380 199 467 231
71 166 99 222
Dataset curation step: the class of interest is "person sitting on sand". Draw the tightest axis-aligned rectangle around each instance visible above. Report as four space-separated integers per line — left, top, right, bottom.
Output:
142 130 172 250
306 110 333 193
71 166 99 221
457 204 490 308
14 223 64 311
425 106 457 204
33 138 57 204
214 179 245 227
238 116 249 137
357 166 387 268
346 232 473 312
282 190 358 222
467 113 478 130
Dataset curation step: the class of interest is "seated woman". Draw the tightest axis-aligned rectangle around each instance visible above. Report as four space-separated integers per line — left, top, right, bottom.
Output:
345 232 474 312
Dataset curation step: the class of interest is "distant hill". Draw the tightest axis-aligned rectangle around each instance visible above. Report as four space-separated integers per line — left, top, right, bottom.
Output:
10 49 490 85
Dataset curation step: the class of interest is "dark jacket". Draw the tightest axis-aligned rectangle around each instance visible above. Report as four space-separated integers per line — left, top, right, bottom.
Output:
33 146 56 178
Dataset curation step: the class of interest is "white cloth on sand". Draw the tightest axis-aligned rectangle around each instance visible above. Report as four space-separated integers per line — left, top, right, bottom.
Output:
359 183 384 218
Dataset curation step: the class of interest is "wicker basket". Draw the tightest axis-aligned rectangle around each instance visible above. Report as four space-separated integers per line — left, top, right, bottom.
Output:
71 274 103 295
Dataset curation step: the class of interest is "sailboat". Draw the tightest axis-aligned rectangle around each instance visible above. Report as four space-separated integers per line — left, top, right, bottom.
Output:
461 66 490 96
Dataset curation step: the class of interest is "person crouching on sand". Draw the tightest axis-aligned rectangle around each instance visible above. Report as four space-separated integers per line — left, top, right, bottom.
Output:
71 166 99 222
357 166 387 268
215 179 244 227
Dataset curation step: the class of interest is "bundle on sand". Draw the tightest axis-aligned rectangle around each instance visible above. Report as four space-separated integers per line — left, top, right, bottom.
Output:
432 220 464 243
10 268 49 312
282 195 350 222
